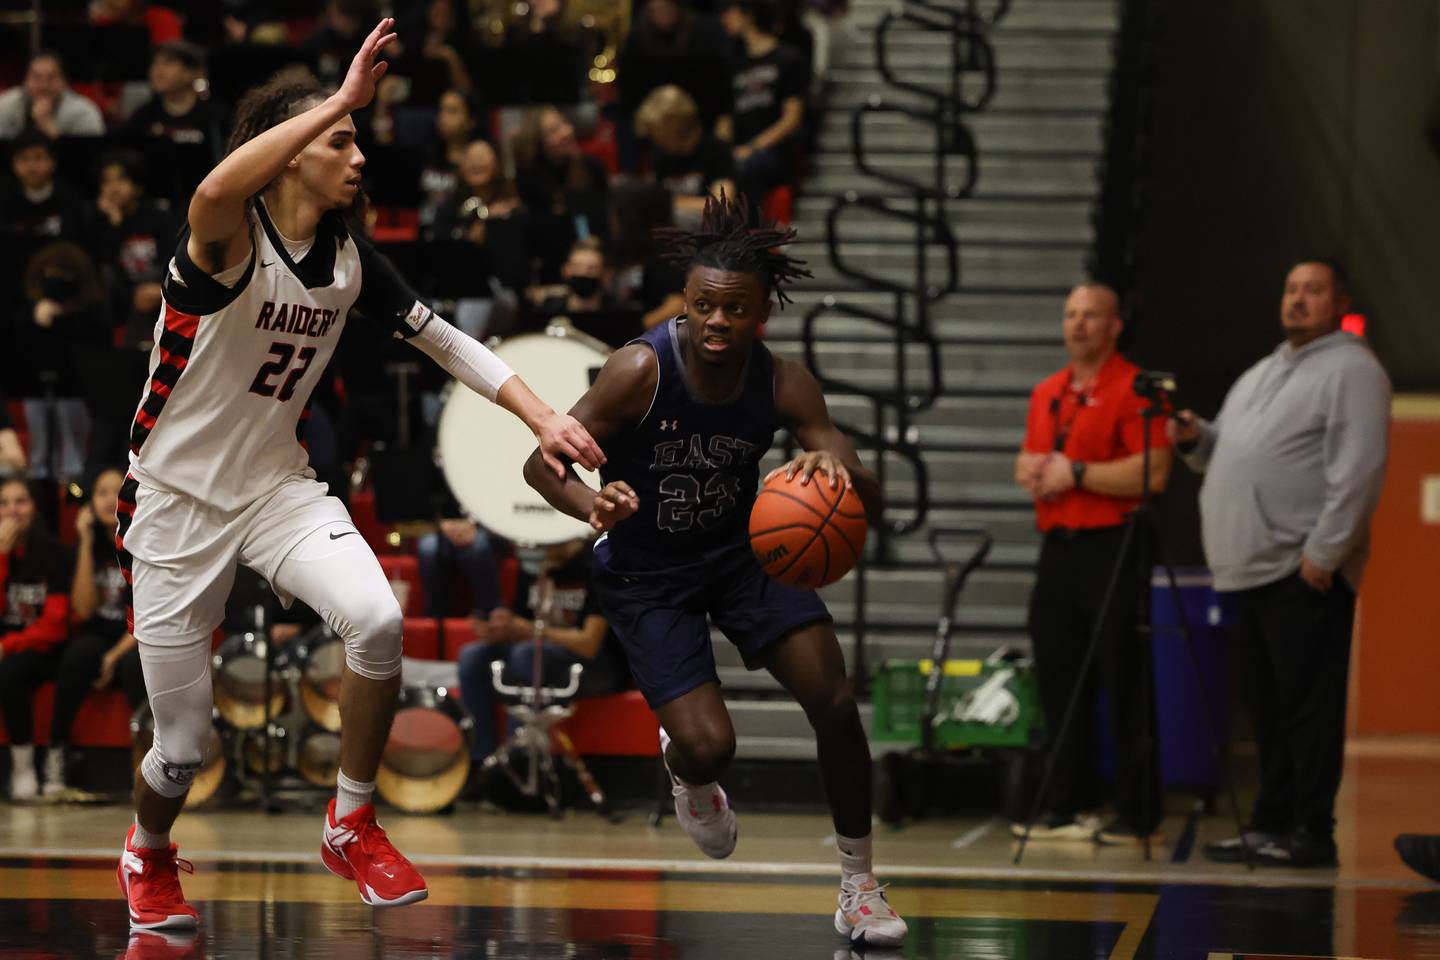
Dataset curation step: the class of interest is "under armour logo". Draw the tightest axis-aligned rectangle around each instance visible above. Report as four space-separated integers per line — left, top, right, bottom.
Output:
659 420 679 431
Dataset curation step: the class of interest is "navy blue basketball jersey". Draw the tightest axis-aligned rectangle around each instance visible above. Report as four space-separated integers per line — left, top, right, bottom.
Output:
600 317 778 553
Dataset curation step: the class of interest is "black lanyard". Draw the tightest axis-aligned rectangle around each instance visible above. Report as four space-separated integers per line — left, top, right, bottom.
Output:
1049 368 1097 452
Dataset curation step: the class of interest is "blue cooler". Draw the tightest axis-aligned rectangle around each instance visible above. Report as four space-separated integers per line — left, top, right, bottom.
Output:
1150 568 1234 795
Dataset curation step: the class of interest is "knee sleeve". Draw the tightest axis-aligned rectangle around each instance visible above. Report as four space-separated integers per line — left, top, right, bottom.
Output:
137 638 214 799
272 524 405 681
341 593 404 680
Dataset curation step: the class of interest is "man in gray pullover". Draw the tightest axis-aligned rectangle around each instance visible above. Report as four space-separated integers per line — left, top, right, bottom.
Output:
1171 259 1391 867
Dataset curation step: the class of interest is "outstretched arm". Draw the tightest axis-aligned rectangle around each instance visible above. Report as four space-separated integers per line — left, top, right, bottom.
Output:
186 18 397 273
773 357 882 525
523 344 657 527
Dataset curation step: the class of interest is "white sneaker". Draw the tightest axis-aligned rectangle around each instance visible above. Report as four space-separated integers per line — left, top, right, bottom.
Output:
9 761 37 802
659 727 737 859
834 874 908 947
41 747 66 798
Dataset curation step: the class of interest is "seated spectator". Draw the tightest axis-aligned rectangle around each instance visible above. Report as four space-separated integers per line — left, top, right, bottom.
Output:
416 516 502 619
526 237 616 328
394 0 480 95
123 41 224 161
634 85 736 222
717 0 808 204
0 476 75 802
430 139 531 300
17 242 107 484
512 106 611 276
0 52 105 140
0 132 91 252
94 149 177 466
44 467 145 798
456 538 626 769
0 401 26 479
417 89 483 231
608 182 685 329
622 0 724 59
302 0 380 86
506 0 604 66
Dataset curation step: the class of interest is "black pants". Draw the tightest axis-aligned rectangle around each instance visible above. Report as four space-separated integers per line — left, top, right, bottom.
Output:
0 646 64 745
50 629 148 746
1028 525 1162 830
1235 571 1355 839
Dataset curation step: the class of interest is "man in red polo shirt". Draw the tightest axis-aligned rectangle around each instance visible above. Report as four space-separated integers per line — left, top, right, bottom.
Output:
1013 282 1171 845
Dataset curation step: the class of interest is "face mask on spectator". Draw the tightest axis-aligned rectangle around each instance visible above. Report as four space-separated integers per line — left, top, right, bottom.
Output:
567 275 602 299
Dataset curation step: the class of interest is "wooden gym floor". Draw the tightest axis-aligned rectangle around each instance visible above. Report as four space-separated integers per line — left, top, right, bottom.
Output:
2 737 1439 959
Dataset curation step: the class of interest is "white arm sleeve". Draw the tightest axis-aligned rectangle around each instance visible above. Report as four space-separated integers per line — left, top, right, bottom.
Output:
405 305 516 401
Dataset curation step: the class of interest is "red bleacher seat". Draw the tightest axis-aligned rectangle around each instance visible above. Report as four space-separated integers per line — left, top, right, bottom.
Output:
378 554 425 617
371 206 420 243
554 692 658 757
348 489 396 554
0 685 132 749
403 617 440 660
441 617 475 660
762 186 794 226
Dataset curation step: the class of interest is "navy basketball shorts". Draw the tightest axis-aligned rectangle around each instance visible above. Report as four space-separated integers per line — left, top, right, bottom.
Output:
591 532 832 709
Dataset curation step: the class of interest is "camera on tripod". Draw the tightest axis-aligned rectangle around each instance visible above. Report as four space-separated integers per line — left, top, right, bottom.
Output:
1132 370 1181 412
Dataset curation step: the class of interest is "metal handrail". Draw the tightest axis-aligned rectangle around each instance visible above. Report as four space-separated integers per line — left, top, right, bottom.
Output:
800 2 1006 691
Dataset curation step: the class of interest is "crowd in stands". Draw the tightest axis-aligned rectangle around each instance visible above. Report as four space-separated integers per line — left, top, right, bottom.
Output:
0 0 836 803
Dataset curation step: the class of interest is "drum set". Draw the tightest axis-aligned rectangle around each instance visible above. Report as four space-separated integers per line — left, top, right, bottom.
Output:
147 323 615 815
437 322 617 817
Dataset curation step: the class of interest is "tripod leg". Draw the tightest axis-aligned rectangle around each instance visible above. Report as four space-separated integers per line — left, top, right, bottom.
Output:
1015 518 1138 865
554 729 615 821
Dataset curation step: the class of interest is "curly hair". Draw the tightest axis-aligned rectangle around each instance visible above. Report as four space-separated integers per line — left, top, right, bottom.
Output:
654 191 811 307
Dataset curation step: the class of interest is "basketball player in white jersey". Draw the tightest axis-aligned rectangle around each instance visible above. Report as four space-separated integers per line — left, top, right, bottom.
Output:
114 20 604 928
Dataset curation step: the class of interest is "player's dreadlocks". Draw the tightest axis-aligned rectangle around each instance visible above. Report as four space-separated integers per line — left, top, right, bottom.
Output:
655 191 812 307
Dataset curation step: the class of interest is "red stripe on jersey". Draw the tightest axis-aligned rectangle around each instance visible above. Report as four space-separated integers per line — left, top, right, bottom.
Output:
163 305 200 339
150 379 172 400
157 348 189 370
135 407 158 431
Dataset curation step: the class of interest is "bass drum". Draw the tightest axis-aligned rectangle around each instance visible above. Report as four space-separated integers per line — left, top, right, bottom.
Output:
130 703 226 809
437 324 610 546
374 685 472 814
211 633 286 730
292 628 346 733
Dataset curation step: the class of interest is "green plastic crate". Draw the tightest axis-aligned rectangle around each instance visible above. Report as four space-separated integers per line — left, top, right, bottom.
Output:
871 658 1040 750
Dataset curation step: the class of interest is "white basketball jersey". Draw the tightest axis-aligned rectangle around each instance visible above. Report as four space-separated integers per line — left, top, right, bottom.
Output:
128 203 362 511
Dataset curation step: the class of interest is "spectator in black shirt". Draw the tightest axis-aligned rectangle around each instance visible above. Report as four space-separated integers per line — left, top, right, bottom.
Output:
608 183 684 330
301 0 379 86
393 0 480 95
635 85 736 223
431 139 530 297
417 89 482 233
623 0 724 58
456 538 626 768
0 133 89 253
0 476 75 802
718 0 807 203
526 237 616 327
16 242 107 483
124 42 224 162
45 467 147 798
512 107 611 277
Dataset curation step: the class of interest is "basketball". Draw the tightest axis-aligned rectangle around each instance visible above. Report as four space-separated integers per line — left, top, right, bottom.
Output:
749 472 868 588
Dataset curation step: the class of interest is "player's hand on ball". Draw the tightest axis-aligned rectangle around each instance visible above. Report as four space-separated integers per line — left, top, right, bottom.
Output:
767 452 850 489
536 411 606 478
590 481 639 532
336 18 398 111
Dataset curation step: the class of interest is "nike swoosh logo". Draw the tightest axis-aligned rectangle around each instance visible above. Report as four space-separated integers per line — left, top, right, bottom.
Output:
329 531 357 540
261 260 274 268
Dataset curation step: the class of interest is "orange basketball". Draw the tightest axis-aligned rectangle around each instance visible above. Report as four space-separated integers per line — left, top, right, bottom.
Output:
749 472 867 588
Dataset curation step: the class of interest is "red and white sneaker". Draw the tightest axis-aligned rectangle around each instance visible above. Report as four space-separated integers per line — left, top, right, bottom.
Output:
320 799 428 907
660 727 737 859
834 874 908 947
116 824 200 931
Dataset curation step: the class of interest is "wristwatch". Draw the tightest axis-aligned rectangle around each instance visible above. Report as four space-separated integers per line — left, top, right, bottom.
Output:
1071 460 1087 490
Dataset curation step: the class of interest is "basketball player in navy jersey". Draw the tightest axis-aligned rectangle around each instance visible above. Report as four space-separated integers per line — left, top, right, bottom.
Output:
112 20 603 930
524 194 907 947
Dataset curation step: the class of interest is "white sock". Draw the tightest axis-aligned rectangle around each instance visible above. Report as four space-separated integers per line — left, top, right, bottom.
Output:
335 771 375 819
10 743 34 775
131 818 170 850
836 832 874 882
